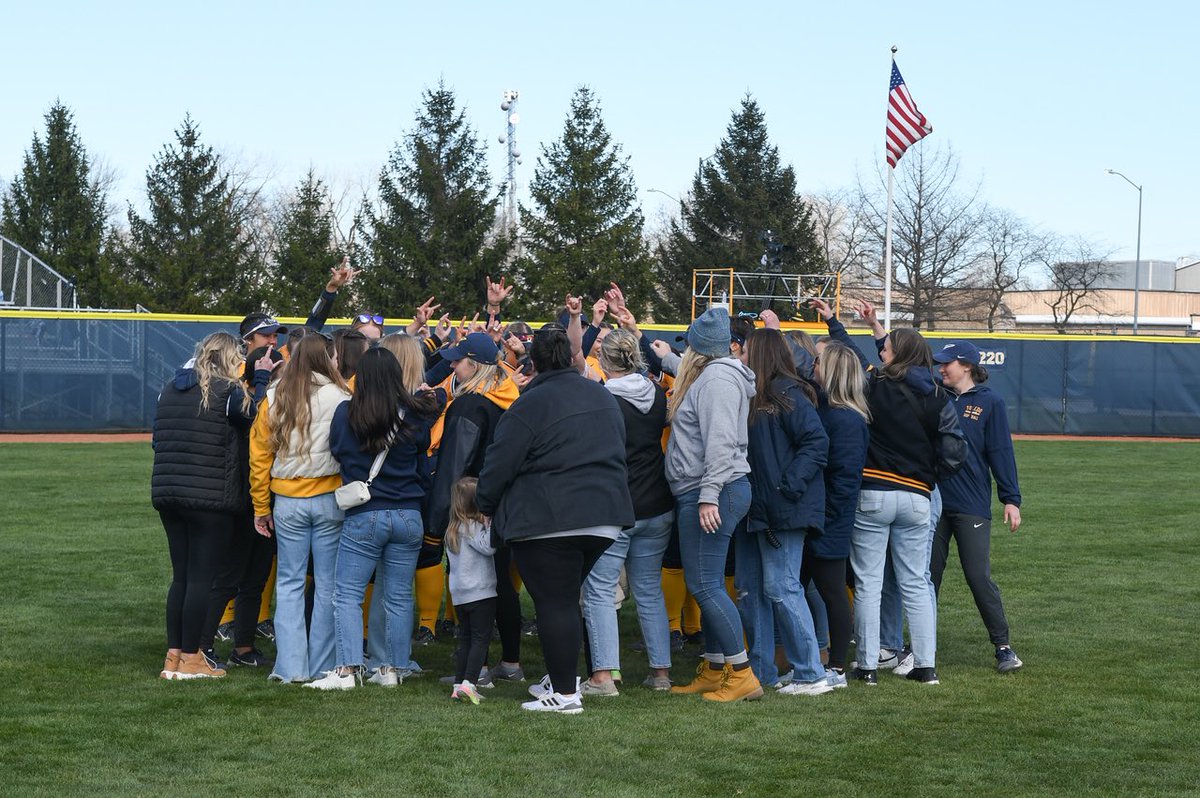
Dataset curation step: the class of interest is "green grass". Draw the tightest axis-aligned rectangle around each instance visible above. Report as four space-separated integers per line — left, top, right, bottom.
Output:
1 441 1198 796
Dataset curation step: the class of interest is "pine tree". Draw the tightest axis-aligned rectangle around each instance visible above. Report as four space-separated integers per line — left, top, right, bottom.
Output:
358 82 509 316
655 96 823 322
122 116 259 314
270 170 340 315
1 102 109 306
517 86 656 318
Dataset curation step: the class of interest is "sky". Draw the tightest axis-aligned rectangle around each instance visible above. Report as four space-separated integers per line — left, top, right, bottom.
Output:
3 0 1196 266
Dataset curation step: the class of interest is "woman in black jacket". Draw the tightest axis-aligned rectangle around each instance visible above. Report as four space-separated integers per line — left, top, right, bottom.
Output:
152 332 265 680
476 325 635 714
738 329 833 697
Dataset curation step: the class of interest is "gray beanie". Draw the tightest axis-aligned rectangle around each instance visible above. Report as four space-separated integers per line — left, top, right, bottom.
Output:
687 307 732 357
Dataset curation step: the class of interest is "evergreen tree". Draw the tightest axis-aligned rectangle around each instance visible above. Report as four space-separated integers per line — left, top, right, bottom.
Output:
1 102 109 306
122 116 259 314
517 86 655 318
655 96 823 322
270 169 341 315
358 82 509 316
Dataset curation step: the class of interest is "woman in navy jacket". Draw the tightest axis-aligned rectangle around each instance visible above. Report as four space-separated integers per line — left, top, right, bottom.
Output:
738 329 834 697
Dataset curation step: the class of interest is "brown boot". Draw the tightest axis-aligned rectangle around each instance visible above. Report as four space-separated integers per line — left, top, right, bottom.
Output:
670 662 726 695
703 665 763 703
160 651 181 680
177 651 227 679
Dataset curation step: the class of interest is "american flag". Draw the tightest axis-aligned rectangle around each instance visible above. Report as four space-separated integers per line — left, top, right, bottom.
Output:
885 61 932 168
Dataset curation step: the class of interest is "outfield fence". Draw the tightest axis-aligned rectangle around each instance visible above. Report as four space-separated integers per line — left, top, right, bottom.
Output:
1 312 1198 436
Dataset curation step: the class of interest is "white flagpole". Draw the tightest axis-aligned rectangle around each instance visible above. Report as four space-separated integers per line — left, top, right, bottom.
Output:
883 165 894 330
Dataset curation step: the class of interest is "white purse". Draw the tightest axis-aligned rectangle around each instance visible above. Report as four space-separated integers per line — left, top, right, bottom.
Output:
334 409 404 510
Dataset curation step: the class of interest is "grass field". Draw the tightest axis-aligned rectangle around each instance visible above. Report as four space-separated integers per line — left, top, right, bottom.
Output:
1 440 1198 797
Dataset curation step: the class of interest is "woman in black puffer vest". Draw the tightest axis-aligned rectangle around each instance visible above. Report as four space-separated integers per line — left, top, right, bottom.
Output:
151 332 262 680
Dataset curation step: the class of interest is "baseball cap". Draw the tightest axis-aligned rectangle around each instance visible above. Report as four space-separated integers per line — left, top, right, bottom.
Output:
439 332 499 365
932 341 981 365
240 313 288 340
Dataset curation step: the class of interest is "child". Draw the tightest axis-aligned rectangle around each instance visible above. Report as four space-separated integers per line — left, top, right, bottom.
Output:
446 477 497 705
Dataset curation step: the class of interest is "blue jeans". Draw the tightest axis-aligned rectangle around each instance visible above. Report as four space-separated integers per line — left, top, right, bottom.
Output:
880 486 942 652
582 510 674 671
333 509 423 670
365 569 422 673
676 478 751 664
850 489 936 670
270 493 343 681
735 529 825 685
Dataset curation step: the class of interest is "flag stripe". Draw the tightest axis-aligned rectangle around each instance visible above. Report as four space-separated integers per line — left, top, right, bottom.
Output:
885 61 931 168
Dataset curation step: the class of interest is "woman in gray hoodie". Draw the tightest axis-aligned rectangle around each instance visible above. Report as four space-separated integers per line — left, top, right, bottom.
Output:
664 307 762 703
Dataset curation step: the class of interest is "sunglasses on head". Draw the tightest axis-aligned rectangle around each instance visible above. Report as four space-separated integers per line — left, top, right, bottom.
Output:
355 313 385 326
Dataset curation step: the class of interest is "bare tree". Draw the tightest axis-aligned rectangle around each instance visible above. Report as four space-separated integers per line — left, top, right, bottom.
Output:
808 187 871 279
974 207 1043 331
857 144 982 329
1043 235 1117 333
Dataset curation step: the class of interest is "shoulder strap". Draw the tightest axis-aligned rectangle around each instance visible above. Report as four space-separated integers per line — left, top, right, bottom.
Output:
894 380 936 443
365 407 407 487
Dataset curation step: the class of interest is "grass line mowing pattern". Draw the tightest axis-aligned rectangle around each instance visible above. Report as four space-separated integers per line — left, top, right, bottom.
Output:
1 441 1198 795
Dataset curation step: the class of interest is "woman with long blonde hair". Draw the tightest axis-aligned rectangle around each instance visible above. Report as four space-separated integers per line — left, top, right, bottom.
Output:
377 333 426 393
152 332 263 680
250 333 351 683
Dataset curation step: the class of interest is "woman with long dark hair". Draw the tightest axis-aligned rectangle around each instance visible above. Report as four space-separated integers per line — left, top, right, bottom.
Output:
739 329 833 697
305 348 444 689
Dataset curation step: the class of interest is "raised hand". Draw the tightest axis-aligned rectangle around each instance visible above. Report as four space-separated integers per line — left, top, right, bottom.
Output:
759 308 781 330
592 298 609 327
856 299 878 325
485 317 504 343
486 275 514 309
458 312 481 340
650 338 672 358
610 305 641 338
327 256 360 291
413 296 441 326
604 281 627 312
502 333 526 357
434 313 452 341
564 295 582 317
254 345 280 373
807 297 834 321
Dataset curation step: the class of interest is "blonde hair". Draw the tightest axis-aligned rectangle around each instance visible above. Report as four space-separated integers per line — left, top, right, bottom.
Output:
598 328 644 376
821 342 871 423
667 348 716 421
453 362 505 399
377 333 426 393
192 332 250 415
268 334 348 457
446 477 484 554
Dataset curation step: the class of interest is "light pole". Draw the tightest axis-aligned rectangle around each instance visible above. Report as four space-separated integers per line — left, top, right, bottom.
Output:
1106 169 1142 335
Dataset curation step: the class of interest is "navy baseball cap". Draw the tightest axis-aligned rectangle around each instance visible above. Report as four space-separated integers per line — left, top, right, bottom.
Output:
240 313 288 340
932 341 981 365
439 332 499 365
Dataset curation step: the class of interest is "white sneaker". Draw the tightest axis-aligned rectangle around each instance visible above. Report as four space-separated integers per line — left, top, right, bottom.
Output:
451 680 483 705
778 677 835 696
772 669 795 689
367 666 400 687
303 669 360 690
826 669 848 689
893 647 915 677
528 674 581 699
877 648 900 670
521 691 583 714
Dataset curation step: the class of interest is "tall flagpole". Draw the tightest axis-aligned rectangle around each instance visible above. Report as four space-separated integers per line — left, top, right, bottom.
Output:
883 46 897 330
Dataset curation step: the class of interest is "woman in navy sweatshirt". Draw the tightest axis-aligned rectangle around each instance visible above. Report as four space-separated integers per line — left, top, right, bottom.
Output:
930 341 1024 674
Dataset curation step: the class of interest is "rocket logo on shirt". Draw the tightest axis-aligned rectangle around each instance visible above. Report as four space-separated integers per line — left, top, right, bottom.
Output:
963 404 984 422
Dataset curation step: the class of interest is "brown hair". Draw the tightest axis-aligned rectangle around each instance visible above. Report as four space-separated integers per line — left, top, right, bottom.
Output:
745 329 815 417
268 333 348 457
881 328 933 381
333 329 370 381
445 477 484 554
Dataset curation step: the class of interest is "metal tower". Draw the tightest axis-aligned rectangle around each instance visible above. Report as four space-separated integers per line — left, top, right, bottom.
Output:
498 90 522 253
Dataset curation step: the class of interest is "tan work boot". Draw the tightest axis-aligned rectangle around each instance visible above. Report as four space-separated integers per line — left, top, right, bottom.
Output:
160 651 181 680
670 662 726 695
176 651 227 679
702 665 763 703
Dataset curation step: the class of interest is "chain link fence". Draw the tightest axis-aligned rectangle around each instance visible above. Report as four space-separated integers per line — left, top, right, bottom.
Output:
0 236 78 309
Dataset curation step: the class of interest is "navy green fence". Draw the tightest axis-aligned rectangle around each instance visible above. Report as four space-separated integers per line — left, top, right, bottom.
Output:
1 315 1198 436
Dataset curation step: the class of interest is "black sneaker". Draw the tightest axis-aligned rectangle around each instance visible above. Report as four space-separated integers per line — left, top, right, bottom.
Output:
670 630 684 652
228 648 272 667
906 667 940 685
412 626 435 646
996 646 1023 674
255 619 276 641
850 668 878 686
682 630 705 649
214 621 235 642
521 619 538 637
437 619 459 640
201 648 226 671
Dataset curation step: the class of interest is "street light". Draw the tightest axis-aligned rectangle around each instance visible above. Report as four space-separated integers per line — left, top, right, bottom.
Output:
1106 169 1143 335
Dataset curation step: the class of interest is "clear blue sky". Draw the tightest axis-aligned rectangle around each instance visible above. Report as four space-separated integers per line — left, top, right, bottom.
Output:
2 0 1195 264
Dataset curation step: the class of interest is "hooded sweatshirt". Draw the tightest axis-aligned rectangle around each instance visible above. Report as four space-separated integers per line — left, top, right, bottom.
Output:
665 357 756 504
606 373 673 519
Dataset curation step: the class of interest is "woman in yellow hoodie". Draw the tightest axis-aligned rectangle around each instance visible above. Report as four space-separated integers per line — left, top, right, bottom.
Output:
250 334 351 683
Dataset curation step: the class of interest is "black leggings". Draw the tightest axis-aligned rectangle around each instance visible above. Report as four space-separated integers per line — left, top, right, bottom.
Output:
160 509 234 653
801 554 852 671
454 597 498 684
493 546 522 663
200 512 276 650
512 535 611 695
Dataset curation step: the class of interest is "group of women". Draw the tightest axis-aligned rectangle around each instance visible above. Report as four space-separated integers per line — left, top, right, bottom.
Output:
151 275 1024 713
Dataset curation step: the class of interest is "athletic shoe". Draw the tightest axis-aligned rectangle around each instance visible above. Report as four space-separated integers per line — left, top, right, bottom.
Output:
452 680 483 705
396 662 424 679
214 622 234 643
580 679 619 697
201 649 226 671
159 651 181 680
670 630 685 652
521 619 538 637
876 648 900 670
773 669 795 689
611 669 623 685
489 662 525 682
850 668 878 686
440 667 487 685
528 674 581 699
437 619 459 640
304 669 362 690
255 620 275 641
778 676 835 696
176 651 226 679
412 626 435 647
642 675 672 691
905 667 940 685
996 646 1023 674
521 691 583 714
227 648 271 668
893 646 915 677
368 666 400 687
826 669 848 689
682 631 705 649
